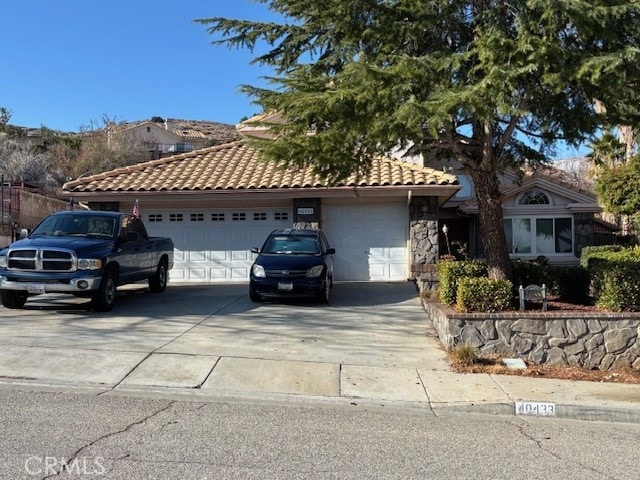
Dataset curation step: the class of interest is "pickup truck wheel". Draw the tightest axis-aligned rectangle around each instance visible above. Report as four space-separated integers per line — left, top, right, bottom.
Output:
92 270 117 312
0 290 28 309
148 260 168 293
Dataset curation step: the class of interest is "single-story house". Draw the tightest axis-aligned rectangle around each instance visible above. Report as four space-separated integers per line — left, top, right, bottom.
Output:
62 141 460 284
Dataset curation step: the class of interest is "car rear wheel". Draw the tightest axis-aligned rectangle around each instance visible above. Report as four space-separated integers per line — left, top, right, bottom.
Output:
0 290 28 309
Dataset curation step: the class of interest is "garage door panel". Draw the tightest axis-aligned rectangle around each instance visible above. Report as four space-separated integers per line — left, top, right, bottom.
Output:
324 204 408 282
210 251 228 261
188 251 207 262
231 268 249 279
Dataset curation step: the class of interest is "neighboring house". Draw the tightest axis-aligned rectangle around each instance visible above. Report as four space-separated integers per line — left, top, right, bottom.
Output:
107 119 240 159
61 141 460 284
108 119 206 157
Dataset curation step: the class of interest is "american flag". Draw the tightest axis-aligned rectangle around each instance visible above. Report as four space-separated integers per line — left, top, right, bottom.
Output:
67 198 75 211
132 198 140 218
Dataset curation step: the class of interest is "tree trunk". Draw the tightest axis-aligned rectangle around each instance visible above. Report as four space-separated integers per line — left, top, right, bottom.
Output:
471 168 513 281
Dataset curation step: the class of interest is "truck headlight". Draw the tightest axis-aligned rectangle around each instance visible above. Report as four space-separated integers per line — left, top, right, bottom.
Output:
77 258 102 270
307 265 324 278
0 255 6 269
252 264 266 278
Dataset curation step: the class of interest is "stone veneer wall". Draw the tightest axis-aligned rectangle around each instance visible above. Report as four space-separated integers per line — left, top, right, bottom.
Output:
410 197 439 287
423 300 640 370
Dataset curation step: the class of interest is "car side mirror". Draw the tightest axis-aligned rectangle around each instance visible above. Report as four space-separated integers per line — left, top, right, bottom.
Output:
326 248 336 255
250 247 260 254
20 229 29 239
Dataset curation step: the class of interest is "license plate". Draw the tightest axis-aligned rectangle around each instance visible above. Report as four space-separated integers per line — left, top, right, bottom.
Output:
278 282 294 291
26 284 46 294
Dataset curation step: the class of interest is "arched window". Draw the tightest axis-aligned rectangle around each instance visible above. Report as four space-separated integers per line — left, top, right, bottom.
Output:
518 189 550 205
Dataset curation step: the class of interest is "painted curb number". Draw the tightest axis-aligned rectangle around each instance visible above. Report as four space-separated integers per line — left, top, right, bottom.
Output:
515 401 557 417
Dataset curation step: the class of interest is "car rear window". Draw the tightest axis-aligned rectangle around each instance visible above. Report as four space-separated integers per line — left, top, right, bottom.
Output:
264 235 320 254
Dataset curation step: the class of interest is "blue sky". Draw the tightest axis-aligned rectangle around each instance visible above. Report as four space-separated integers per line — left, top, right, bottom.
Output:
1 0 277 132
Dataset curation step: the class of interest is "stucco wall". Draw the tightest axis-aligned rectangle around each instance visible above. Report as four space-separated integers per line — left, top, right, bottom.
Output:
424 300 640 371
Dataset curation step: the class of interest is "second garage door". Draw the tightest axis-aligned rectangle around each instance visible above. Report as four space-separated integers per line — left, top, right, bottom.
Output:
145 208 292 283
323 204 408 281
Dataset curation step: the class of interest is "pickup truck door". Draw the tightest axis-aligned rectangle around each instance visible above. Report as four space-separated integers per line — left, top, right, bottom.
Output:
118 216 149 281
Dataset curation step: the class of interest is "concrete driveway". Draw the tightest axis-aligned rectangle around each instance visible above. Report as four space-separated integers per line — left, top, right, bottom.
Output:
0 282 452 403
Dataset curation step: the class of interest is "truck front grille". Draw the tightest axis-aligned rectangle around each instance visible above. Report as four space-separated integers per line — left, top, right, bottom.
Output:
7 248 75 272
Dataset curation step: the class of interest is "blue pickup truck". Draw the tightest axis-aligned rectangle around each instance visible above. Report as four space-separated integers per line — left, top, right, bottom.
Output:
0 210 174 311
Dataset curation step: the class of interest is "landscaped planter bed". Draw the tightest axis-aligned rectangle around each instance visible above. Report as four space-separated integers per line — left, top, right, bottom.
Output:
423 300 640 371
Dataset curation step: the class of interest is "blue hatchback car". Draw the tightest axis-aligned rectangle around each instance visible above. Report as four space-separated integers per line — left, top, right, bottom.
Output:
249 229 335 303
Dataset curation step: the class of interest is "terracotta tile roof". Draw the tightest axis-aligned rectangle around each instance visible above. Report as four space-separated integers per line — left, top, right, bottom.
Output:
62 141 458 193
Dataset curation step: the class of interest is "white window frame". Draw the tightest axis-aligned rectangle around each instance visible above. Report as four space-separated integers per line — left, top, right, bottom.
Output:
504 215 574 256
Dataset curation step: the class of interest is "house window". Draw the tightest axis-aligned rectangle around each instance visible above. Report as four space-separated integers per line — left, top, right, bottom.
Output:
504 217 573 255
274 212 289 221
146 126 151 133
518 189 551 205
211 213 225 222
169 213 183 222
232 213 246 221
254 212 267 221
148 214 163 222
190 213 204 222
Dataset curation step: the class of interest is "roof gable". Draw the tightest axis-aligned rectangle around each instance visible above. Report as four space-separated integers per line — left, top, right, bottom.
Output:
459 169 600 214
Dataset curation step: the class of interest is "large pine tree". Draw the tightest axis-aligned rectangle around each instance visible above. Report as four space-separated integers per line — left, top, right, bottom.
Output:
198 0 640 279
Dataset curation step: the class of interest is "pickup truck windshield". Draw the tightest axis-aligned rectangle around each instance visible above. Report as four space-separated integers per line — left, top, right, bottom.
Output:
31 215 116 239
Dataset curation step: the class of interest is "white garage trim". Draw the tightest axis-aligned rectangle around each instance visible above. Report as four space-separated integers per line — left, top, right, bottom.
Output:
323 204 409 281
144 207 292 283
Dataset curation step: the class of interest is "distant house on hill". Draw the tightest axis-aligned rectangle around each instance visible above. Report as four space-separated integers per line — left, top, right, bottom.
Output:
107 118 240 159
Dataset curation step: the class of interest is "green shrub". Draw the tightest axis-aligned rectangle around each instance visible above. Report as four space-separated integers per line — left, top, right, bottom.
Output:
437 260 488 305
456 277 513 313
596 262 640 311
511 260 547 290
581 246 640 297
547 265 591 304
579 245 625 267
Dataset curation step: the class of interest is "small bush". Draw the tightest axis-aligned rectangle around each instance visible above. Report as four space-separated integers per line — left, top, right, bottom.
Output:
547 265 591 304
596 263 640 311
456 277 513 313
581 246 640 297
579 245 626 268
437 260 487 305
511 260 547 290
450 343 478 366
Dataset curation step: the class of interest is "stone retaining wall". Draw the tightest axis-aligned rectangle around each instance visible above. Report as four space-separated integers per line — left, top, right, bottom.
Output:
423 300 640 370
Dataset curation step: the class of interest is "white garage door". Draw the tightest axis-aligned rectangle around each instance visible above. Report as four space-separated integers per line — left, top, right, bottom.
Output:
323 204 408 281
144 208 292 283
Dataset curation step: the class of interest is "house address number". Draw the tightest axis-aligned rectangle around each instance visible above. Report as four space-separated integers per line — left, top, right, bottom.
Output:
297 208 314 215
515 401 556 417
